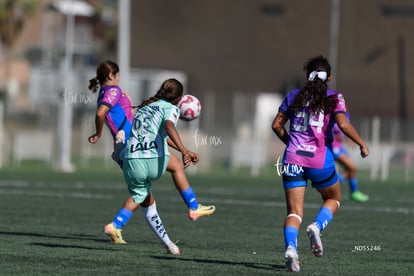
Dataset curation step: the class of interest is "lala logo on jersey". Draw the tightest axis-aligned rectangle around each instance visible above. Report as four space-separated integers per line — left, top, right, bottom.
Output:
130 140 158 152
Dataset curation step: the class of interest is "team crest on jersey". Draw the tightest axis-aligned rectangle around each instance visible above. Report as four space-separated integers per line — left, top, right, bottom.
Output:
105 88 118 103
109 88 117 95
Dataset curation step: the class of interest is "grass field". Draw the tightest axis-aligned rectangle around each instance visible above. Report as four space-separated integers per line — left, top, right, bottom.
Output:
0 162 413 275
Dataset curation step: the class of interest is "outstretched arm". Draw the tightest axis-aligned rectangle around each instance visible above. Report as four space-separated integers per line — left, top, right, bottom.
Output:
88 105 110 144
272 112 289 145
165 120 191 168
335 113 369 158
168 138 199 164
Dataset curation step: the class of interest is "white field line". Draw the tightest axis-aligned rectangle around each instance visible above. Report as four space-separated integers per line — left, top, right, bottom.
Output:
0 188 113 200
0 181 413 214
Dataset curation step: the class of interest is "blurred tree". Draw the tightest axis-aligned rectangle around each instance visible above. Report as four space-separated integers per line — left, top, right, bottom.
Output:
88 0 118 60
0 0 37 94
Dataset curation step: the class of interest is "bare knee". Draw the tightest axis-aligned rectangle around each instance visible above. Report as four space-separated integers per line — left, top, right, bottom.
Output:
167 154 183 173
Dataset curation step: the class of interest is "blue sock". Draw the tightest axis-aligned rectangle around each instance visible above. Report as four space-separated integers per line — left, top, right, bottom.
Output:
284 226 298 250
338 174 345 185
349 178 358 193
180 187 198 210
112 208 133 229
314 207 333 231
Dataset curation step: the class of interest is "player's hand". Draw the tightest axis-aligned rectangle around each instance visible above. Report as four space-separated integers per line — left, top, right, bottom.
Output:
187 150 200 164
182 152 191 168
360 144 369 158
88 134 101 144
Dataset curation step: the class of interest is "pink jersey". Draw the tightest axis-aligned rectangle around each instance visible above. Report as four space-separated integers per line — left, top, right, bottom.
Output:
278 89 347 169
97 85 134 141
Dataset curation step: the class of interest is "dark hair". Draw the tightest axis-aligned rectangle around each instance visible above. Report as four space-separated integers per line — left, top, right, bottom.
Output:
289 55 337 114
138 78 183 108
88 61 120 93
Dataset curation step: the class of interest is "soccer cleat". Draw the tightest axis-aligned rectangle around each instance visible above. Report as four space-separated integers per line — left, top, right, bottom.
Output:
188 204 216 221
166 242 180 255
350 191 369 202
104 223 126 244
285 246 300 272
306 223 323 257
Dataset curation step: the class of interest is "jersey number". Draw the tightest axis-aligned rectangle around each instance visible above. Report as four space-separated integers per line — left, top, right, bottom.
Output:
293 112 324 133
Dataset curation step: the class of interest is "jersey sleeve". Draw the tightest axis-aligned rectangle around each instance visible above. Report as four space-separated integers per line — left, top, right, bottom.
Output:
164 105 180 126
278 96 290 114
278 89 300 114
100 86 122 108
333 93 347 114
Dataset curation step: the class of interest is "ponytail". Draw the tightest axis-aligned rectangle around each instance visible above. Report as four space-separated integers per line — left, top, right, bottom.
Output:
88 60 119 93
88 77 100 93
137 79 183 108
289 55 337 114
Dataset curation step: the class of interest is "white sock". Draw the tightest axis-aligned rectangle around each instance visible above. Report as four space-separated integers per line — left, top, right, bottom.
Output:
141 201 173 245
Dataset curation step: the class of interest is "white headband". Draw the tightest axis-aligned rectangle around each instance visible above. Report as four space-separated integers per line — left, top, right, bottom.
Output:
308 71 327 81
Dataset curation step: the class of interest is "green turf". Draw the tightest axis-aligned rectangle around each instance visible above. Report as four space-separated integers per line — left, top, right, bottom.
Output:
0 163 413 275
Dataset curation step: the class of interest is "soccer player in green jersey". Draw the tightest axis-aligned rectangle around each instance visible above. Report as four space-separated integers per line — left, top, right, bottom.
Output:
104 78 215 254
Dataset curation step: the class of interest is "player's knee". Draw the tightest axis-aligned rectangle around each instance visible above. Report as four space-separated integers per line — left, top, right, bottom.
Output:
335 193 342 202
167 154 181 172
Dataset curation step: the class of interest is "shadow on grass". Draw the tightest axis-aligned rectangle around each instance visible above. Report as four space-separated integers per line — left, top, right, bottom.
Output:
152 255 285 272
0 230 109 243
30 242 120 251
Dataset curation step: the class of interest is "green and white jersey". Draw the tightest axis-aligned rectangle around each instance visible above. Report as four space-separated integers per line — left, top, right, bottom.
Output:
125 99 180 159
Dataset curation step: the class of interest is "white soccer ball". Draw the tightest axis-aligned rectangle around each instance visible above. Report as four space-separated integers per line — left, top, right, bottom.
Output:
178 94 201 121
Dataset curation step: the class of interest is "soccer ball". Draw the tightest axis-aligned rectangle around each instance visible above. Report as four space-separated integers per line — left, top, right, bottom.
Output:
178 94 201 121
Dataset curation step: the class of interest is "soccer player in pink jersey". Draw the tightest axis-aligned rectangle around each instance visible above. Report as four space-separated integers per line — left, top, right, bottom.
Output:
88 61 180 254
272 55 369 272
88 63 215 255
332 120 369 202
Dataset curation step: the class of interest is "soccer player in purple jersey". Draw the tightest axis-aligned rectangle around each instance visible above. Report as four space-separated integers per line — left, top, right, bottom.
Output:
272 55 369 272
88 61 133 167
332 119 369 202
88 63 215 255
88 61 180 254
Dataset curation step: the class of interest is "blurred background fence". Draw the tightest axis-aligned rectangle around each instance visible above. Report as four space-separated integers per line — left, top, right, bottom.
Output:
1 71 413 182
0 0 413 182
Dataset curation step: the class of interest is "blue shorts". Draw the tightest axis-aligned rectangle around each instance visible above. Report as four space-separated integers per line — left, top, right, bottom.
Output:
333 147 349 159
282 157 339 190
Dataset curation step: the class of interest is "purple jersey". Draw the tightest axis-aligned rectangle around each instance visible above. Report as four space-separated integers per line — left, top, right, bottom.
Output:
97 85 134 141
278 89 347 169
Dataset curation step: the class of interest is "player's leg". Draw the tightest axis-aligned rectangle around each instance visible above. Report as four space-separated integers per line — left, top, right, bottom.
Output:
307 164 341 257
167 153 215 221
282 170 307 272
335 153 368 202
104 158 149 244
140 192 180 255
104 196 138 244
111 130 126 167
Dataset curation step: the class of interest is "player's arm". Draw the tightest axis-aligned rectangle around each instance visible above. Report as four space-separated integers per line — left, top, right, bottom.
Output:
335 112 369 158
88 105 110 144
272 111 290 145
168 138 199 164
165 120 191 168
